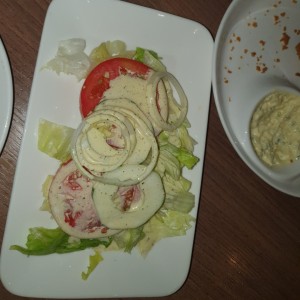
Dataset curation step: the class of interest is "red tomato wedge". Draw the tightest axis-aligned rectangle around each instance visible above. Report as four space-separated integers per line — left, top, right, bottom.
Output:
80 57 150 118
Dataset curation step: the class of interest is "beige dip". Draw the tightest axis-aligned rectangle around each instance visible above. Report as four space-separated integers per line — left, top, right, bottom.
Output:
250 90 300 166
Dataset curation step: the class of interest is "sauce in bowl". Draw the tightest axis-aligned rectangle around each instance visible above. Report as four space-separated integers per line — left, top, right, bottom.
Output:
250 90 300 167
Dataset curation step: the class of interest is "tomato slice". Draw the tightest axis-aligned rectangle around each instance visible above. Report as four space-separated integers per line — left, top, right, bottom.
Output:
48 159 120 238
80 57 150 118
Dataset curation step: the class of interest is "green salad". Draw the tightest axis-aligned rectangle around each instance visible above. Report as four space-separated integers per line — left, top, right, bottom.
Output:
10 40 199 280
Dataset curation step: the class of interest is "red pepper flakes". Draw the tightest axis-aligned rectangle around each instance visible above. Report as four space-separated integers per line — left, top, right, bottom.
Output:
259 40 266 47
273 0 282 8
256 55 263 62
256 63 268 73
296 43 300 59
280 32 290 50
259 40 266 51
248 21 258 28
274 15 280 24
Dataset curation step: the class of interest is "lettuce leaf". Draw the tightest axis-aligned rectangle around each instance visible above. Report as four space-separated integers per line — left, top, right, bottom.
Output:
164 191 195 213
113 226 145 253
177 122 197 153
158 123 197 153
161 143 199 169
44 38 91 80
89 42 110 67
10 227 112 255
138 209 195 256
40 175 53 212
38 119 74 162
134 47 166 72
158 130 199 170
155 127 198 213
81 250 103 280
158 127 199 170
155 147 181 180
163 174 195 213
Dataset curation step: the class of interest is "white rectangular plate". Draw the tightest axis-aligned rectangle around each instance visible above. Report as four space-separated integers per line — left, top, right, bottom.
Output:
0 0 213 298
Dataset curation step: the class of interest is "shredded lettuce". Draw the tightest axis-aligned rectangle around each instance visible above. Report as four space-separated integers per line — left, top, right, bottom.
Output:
158 130 199 170
40 175 53 212
162 174 195 213
164 191 195 213
161 143 199 170
44 38 91 80
163 174 192 195
10 227 112 255
89 42 110 67
38 119 74 162
159 123 197 153
177 122 197 153
82 250 103 280
89 40 135 68
134 47 166 72
105 40 127 57
155 147 181 179
138 209 195 257
112 226 145 253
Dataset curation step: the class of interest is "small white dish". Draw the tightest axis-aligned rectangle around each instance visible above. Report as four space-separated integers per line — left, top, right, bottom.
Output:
0 0 213 298
213 0 300 197
0 38 13 153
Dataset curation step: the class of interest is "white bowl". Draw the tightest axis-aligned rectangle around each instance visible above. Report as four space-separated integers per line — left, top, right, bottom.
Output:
0 38 13 153
212 0 300 197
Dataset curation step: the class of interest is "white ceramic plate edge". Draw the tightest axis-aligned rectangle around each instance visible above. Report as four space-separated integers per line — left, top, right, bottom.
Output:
0 38 13 153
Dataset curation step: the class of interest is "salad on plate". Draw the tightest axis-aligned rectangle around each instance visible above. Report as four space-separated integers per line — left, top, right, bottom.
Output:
10 39 199 279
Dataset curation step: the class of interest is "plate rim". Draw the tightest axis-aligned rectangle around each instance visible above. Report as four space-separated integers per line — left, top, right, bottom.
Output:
0 37 13 153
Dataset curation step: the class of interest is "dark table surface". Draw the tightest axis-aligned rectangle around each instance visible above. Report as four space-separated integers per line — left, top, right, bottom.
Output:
0 0 299 299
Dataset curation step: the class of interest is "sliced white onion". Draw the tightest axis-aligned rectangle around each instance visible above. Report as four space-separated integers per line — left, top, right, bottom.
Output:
71 103 159 186
146 71 188 131
96 98 154 132
71 109 136 176
90 106 159 186
97 102 153 165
